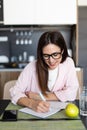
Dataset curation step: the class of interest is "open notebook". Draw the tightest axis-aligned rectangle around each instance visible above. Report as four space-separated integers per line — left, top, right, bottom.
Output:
19 101 68 118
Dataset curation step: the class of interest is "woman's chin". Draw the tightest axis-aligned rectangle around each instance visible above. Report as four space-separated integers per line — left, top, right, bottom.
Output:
49 64 57 70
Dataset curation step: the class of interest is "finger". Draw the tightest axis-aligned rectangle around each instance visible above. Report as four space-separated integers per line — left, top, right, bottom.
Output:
36 106 49 113
37 102 50 112
44 102 50 107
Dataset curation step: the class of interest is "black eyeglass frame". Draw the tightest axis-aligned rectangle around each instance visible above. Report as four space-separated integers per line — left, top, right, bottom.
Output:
43 52 62 60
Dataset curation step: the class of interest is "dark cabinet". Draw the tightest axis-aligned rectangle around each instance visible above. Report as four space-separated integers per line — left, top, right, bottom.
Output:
0 0 3 23
78 7 87 85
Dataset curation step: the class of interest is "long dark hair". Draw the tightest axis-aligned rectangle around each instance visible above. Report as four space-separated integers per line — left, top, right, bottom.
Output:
36 31 68 94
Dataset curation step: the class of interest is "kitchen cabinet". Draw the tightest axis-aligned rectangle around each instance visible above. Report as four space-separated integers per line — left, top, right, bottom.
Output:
78 0 87 6
78 6 87 86
3 0 77 25
0 70 21 99
0 25 78 65
0 0 3 24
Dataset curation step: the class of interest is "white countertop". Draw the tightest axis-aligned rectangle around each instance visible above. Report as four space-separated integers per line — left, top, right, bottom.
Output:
0 67 83 72
0 68 23 72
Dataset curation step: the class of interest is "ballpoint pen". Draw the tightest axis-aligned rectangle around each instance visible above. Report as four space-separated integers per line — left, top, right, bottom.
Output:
39 92 52 111
39 92 46 101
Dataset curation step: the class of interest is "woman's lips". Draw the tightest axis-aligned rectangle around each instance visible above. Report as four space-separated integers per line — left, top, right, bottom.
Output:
49 63 57 67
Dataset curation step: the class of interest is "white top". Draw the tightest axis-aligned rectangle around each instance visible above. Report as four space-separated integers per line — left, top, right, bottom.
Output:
48 66 59 91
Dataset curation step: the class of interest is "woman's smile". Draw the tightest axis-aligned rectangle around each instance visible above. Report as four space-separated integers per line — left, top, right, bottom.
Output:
48 60 60 69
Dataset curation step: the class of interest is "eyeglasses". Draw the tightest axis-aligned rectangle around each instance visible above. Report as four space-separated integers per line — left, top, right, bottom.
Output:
43 52 62 60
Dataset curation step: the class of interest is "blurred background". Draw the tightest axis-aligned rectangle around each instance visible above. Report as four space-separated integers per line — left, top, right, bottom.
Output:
0 0 87 99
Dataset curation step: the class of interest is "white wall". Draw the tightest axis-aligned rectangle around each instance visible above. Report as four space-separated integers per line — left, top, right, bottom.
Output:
78 0 87 6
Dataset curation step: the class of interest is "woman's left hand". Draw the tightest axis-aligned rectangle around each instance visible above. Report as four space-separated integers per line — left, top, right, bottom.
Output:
25 91 58 101
25 91 41 100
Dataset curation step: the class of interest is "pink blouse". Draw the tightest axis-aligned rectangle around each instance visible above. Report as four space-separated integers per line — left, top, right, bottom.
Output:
10 57 79 104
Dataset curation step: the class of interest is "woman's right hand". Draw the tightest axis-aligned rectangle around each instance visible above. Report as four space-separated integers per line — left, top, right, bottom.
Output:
17 97 50 113
30 99 50 113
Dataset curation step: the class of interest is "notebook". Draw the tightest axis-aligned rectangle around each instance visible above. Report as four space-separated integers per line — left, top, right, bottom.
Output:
19 101 68 118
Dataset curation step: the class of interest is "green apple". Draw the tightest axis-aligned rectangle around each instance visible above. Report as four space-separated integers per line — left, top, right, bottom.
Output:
65 103 79 118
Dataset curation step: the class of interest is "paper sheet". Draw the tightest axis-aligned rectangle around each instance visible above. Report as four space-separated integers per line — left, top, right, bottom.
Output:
19 101 68 118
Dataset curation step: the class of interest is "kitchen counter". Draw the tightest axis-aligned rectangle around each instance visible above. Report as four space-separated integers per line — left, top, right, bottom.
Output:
0 68 23 72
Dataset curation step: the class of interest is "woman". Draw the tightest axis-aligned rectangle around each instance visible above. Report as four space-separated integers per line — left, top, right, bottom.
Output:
10 31 79 113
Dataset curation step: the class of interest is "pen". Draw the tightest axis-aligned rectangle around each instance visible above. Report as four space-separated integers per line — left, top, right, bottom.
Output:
39 92 46 101
39 92 51 111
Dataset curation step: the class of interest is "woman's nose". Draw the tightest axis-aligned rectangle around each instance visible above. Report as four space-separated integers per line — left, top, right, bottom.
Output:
49 56 55 62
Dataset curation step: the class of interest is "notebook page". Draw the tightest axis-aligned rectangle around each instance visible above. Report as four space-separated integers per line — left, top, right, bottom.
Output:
19 101 68 118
